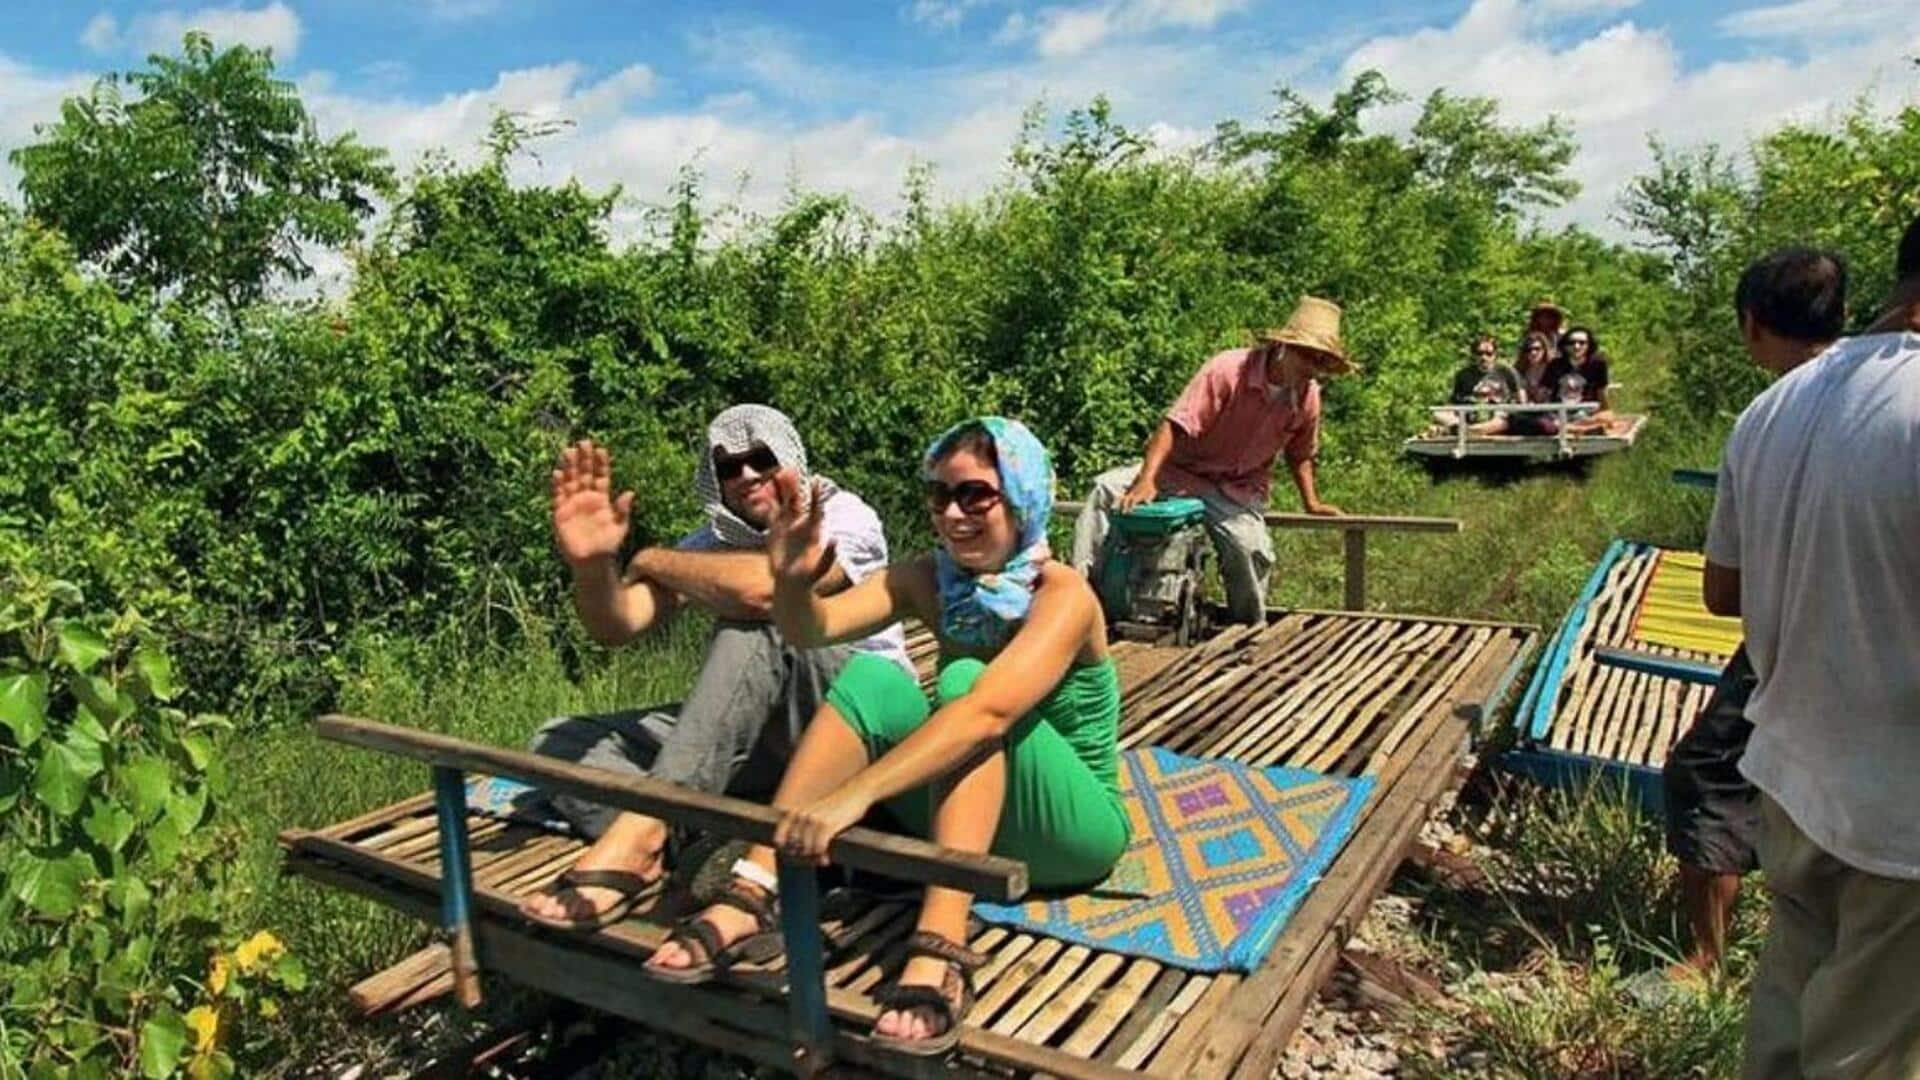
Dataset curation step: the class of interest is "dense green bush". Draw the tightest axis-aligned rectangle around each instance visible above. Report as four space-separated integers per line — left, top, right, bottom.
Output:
1623 105 1920 422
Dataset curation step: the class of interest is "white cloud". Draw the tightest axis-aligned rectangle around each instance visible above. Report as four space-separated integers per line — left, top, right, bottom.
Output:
1535 0 1641 19
1717 0 1909 41
1337 0 1920 233
79 14 119 53
1011 0 1253 58
85 3 304 61
1037 8 1116 56
907 0 995 30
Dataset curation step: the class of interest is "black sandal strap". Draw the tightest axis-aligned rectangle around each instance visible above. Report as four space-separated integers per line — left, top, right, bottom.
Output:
872 983 955 1014
559 868 656 895
711 880 778 931
901 931 987 972
665 916 729 968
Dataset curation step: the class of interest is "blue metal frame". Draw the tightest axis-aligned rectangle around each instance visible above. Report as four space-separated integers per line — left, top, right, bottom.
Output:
1515 540 1637 741
1592 646 1722 685
1670 468 1718 490
1498 746 1665 816
432 765 482 1007
776 856 833 1073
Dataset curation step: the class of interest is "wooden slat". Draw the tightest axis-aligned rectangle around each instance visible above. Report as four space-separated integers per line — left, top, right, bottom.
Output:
989 946 1095 1037
1113 975 1213 1071
315 714 1026 901
1059 959 1162 1059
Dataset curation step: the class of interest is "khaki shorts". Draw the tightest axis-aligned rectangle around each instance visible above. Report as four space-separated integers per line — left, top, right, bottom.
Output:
1743 794 1920 1079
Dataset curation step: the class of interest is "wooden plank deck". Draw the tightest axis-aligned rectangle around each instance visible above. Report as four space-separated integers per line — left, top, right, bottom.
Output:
281 611 1533 1078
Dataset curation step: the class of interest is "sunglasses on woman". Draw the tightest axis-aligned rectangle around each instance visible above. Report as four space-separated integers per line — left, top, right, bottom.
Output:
925 479 1003 516
713 445 779 481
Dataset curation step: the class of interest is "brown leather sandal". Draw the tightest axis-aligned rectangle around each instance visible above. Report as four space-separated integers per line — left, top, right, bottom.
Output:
644 878 784 986
519 867 663 932
869 931 987 1057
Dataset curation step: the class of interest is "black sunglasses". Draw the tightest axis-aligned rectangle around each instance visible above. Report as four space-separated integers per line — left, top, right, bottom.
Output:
925 479 1003 516
714 445 779 481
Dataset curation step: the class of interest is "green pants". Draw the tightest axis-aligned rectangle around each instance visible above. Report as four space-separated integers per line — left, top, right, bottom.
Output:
825 652 1131 890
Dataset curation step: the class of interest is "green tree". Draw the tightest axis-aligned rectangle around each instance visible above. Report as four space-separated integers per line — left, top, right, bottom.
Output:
11 32 392 310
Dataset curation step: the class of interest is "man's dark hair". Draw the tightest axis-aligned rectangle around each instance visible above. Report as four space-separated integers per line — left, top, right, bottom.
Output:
1733 247 1848 343
1898 213 1920 282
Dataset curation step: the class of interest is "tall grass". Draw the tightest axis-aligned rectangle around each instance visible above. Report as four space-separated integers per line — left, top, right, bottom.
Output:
1398 777 1764 1079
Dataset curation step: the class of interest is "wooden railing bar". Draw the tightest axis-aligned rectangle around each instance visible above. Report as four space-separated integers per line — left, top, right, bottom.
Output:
1055 502 1460 534
314 714 1028 901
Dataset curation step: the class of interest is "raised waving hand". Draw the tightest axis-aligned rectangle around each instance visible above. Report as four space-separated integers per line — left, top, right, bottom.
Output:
766 468 838 588
551 439 635 567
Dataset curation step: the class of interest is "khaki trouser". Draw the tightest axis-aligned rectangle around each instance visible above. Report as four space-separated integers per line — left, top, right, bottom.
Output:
1068 463 1275 625
1743 794 1920 1080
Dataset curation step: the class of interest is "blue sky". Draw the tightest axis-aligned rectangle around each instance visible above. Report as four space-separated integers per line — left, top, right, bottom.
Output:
1 0 1915 244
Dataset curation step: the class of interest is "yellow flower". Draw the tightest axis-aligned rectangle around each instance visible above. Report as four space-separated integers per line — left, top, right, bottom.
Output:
185 1005 220 1054
208 954 230 996
233 931 285 974
258 998 280 1019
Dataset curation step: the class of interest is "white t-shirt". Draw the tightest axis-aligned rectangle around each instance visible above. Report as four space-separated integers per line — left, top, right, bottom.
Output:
678 488 912 672
1706 332 1920 879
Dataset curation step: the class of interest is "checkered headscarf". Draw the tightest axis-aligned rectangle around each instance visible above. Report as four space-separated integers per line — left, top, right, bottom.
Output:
693 405 837 549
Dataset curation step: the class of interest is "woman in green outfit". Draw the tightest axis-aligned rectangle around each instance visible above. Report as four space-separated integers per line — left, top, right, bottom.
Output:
645 417 1130 1054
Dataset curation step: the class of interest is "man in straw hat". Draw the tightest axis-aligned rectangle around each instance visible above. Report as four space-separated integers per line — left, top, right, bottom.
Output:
1070 296 1353 625
519 404 911 932
1527 298 1569 360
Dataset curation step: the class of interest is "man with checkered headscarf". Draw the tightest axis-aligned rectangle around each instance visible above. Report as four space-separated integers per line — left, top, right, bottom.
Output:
520 405 910 932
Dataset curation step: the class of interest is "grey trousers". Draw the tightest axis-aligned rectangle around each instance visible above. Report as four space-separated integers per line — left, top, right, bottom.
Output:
1069 463 1276 625
527 622 858 840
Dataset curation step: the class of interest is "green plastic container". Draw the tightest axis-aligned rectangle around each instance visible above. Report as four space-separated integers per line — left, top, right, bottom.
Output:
1109 496 1207 537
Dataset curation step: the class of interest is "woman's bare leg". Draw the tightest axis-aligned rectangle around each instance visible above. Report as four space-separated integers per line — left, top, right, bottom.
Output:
876 748 1008 1042
646 705 871 971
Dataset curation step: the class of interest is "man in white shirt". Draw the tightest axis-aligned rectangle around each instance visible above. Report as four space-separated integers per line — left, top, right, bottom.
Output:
1661 248 1845 987
1704 217 1920 1079
520 405 910 931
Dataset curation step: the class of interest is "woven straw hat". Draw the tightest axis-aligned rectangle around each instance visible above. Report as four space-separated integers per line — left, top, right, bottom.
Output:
1257 296 1355 374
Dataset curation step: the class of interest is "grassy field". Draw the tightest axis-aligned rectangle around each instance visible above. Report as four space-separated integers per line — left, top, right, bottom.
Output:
227 355 1756 1075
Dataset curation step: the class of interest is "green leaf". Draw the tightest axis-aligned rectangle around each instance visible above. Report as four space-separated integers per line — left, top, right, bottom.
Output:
270 951 308 992
107 875 153 920
84 797 137 853
167 783 208 833
35 734 103 817
74 676 128 726
179 733 214 772
0 757 24 814
0 672 48 747
134 647 177 702
72 707 110 748
117 755 173 820
9 849 93 918
56 623 110 674
145 815 183 872
140 1006 188 1080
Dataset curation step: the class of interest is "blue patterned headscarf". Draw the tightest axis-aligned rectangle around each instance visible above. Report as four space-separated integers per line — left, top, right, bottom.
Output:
923 417 1054 648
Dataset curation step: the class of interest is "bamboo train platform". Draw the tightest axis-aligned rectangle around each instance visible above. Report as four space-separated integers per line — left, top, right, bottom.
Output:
1501 540 1734 811
281 610 1535 1078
